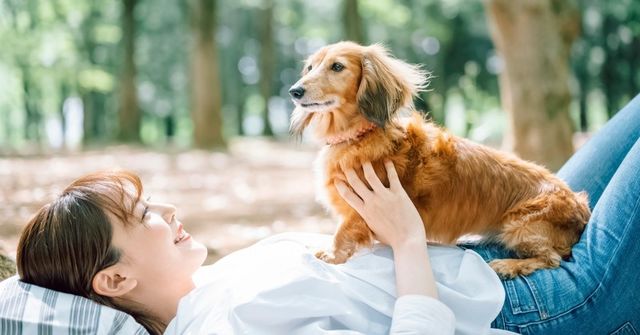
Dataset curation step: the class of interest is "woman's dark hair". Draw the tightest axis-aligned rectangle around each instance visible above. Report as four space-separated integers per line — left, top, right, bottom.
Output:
17 171 165 334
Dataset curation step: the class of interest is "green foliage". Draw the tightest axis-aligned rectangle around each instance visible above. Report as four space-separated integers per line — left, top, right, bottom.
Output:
0 0 637 152
570 0 640 130
78 68 115 92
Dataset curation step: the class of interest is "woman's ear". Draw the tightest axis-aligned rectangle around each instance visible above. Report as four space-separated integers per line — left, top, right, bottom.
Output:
356 44 429 128
92 265 137 298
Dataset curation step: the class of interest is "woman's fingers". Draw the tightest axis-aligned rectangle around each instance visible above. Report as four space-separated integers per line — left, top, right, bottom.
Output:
343 166 372 199
334 181 364 213
384 160 402 190
362 161 385 192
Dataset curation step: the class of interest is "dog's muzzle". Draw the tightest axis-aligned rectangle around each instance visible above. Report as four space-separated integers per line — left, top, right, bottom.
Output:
289 86 305 100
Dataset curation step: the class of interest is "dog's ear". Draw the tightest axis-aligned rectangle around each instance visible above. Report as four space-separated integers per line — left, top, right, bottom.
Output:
356 44 429 128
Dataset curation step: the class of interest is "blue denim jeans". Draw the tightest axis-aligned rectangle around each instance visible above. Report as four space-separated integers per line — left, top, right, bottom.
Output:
463 94 640 334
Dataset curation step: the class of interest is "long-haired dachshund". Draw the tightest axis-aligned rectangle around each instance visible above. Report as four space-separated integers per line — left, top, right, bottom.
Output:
289 41 590 278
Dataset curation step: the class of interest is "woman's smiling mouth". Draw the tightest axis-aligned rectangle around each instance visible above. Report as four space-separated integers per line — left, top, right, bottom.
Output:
174 223 191 244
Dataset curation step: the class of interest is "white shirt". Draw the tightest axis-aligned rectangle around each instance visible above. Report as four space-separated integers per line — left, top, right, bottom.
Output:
165 233 514 335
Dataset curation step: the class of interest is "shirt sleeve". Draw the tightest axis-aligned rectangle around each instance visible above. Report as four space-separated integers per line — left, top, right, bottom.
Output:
389 295 456 335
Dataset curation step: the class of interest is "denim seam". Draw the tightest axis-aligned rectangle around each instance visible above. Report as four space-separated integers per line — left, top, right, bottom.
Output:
610 322 638 335
504 191 640 328
504 277 539 314
492 307 507 329
500 310 507 330
504 280 523 313
521 275 548 319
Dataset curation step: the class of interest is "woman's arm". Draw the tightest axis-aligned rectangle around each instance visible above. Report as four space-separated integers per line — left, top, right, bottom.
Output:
335 161 455 334
334 160 438 298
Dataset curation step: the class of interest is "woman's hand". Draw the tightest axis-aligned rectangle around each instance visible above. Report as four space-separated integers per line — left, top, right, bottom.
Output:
334 160 426 249
334 160 437 298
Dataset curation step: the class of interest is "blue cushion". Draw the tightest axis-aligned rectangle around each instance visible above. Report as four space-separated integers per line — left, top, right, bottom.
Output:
0 276 148 334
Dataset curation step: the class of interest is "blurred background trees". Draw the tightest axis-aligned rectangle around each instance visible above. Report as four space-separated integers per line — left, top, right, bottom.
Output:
0 0 638 167
485 0 580 170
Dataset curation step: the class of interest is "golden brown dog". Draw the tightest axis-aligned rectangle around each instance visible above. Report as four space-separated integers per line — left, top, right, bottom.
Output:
289 41 590 278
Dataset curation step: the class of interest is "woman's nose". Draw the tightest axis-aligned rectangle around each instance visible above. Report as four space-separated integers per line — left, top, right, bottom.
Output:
160 203 177 223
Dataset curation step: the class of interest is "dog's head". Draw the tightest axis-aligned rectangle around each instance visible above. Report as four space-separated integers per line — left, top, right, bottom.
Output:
289 41 428 141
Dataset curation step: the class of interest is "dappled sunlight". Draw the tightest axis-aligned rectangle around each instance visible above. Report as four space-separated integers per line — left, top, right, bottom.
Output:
0 0 635 267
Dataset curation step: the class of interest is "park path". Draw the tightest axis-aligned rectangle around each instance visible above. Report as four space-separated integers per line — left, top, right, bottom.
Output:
0 139 336 264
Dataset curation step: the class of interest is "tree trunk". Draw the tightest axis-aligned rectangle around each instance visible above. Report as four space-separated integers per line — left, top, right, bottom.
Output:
236 100 246 136
118 0 141 142
343 0 365 43
630 36 640 101
164 113 176 143
20 64 42 143
2 106 10 148
600 15 618 118
190 0 225 149
58 82 70 149
484 0 580 170
259 0 275 136
81 91 107 145
574 60 589 132
80 6 105 145
219 5 246 136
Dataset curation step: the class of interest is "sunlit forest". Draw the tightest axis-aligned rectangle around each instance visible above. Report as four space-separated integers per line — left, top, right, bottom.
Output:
1 0 638 261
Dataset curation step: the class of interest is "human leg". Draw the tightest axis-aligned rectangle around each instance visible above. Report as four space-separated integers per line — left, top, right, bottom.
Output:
493 136 640 334
460 95 640 333
556 94 640 207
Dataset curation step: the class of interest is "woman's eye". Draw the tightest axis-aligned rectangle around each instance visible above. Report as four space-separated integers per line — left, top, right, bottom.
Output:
141 196 151 221
331 62 344 72
306 65 312 71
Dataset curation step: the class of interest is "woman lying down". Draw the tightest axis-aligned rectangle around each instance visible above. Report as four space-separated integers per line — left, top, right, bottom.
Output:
17 162 509 335
14 96 640 334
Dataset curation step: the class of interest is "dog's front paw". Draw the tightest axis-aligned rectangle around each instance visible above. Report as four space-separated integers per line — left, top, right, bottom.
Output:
489 259 538 279
315 250 333 262
315 250 346 264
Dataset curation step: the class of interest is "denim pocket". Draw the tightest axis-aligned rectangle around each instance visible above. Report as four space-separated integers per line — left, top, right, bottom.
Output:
503 276 547 318
610 322 638 335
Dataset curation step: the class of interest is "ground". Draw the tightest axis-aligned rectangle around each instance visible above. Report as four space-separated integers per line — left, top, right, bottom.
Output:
0 138 336 265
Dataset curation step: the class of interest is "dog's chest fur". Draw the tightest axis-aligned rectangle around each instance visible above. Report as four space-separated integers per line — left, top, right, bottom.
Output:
314 116 561 243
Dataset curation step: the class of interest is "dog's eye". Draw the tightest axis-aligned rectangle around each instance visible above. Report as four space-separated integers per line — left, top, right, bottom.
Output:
331 62 345 72
307 65 312 71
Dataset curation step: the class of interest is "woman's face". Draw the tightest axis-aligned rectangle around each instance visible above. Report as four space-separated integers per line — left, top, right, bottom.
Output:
109 192 208 294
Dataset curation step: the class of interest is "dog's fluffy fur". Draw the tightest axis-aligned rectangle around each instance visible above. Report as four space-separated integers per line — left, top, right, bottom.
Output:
289 41 590 278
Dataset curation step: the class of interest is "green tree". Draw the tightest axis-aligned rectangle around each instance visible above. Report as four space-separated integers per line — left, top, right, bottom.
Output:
4 0 44 145
572 0 640 129
343 0 366 43
189 0 225 148
117 0 141 142
485 0 580 170
78 4 115 145
258 0 275 137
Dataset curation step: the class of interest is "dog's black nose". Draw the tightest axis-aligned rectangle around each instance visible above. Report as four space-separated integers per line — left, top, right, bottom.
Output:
289 86 305 99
